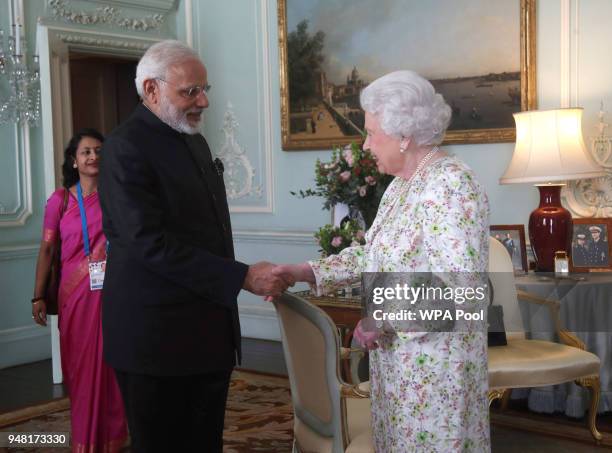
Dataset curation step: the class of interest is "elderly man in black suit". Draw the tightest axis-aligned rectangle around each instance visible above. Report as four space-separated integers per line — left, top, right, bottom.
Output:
99 40 292 453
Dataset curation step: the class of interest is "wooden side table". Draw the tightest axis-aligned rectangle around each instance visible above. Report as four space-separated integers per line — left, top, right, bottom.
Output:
292 290 362 336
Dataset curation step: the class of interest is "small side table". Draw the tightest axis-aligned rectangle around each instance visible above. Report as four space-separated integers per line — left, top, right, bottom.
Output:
515 273 612 416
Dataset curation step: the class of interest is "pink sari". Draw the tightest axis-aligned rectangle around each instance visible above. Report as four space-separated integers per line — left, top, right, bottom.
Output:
44 188 127 453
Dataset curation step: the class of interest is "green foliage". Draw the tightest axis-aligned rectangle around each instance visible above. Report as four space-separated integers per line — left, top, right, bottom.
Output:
291 142 393 228
287 20 326 108
314 220 366 257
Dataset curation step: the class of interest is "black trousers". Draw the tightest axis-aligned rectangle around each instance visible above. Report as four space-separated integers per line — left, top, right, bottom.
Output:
114 369 232 453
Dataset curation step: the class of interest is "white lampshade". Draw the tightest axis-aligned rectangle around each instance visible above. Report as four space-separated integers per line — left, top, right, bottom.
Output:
500 108 605 184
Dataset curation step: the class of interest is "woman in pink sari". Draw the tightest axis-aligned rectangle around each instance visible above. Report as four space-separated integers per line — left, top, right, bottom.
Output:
32 129 128 452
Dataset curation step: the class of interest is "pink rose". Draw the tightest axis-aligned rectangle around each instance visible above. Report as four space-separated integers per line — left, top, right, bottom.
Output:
355 230 365 241
365 175 376 185
331 236 343 247
359 185 368 197
339 171 351 182
342 146 354 166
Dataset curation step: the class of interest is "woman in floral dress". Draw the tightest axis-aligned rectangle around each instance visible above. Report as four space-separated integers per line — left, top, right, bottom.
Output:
274 70 490 452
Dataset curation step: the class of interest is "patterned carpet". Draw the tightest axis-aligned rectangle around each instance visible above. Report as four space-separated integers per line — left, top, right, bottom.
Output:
0 370 294 453
2 370 610 452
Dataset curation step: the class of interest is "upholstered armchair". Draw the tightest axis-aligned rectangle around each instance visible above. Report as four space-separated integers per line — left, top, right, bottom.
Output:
274 292 373 453
487 237 602 442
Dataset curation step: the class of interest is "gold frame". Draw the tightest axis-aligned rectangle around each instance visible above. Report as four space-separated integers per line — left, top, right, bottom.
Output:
278 0 537 150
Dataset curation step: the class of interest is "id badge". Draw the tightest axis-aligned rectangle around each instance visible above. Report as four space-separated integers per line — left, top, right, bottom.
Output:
88 260 106 291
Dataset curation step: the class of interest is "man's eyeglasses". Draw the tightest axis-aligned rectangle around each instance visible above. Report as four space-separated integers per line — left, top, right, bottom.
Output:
156 78 211 99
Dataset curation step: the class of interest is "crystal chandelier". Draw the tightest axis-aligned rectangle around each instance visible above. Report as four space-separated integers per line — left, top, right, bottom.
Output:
0 0 40 126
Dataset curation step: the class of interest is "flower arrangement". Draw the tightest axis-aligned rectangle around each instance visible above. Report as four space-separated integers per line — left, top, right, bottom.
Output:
292 142 392 229
314 220 366 257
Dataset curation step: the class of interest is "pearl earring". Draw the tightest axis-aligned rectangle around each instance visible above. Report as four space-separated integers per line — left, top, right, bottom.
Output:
73 163 77 168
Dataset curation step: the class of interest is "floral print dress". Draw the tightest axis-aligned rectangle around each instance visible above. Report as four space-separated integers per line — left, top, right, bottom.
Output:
309 155 491 452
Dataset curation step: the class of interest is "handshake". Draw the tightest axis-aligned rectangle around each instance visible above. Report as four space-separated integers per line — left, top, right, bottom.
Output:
243 261 314 300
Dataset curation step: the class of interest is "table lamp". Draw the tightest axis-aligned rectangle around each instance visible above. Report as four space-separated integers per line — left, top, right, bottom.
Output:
500 108 606 272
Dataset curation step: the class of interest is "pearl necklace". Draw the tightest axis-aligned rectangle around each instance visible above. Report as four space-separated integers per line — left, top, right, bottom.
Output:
405 146 439 185
368 146 441 238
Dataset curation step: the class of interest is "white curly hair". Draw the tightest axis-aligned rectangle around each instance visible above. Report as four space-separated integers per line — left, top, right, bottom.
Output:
360 70 451 146
135 40 201 98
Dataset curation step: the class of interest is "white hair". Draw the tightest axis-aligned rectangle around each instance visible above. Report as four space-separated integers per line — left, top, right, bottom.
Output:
135 40 201 98
360 70 451 146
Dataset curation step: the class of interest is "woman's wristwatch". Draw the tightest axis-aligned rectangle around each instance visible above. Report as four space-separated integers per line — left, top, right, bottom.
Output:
31 297 45 304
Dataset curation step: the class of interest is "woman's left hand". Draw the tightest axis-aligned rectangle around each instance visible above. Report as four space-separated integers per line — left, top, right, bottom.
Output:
32 300 48 327
354 318 380 350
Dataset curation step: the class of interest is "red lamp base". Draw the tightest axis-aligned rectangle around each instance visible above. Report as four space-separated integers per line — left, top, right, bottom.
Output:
528 185 573 272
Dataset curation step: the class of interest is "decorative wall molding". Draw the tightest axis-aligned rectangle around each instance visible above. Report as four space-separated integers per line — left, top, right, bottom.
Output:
219 0 274 214
238 303 280 341
48 0 166 32
0 243 39 262
0 325 49 344
57 32 151 51
564 177 612 217
564 107 612 217
0 125 33 227
89 0 175 13
233 229 316 246
38 22 159 196
0 325 51 370
216 102 263 201
253 0 274 213
0 1 33 227
559 0 581 108
184 0 193 47
571 0 580 108
560 0 570 107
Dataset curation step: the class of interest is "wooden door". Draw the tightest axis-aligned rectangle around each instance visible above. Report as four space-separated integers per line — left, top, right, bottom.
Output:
70 54 139 136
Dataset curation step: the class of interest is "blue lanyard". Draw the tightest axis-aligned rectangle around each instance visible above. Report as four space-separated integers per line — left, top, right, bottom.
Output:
76 182 91 258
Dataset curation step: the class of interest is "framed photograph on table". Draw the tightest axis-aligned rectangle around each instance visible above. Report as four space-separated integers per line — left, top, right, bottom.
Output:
570 218 612 272
277 0 536 150
490 224 528 273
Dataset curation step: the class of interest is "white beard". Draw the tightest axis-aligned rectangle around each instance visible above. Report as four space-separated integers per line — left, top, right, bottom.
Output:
158 97 202 135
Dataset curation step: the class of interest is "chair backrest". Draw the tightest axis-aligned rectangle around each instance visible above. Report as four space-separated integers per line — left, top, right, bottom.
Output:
488 237 526 338
274 292 347 452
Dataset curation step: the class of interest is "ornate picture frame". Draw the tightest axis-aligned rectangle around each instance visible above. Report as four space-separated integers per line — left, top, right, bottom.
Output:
490 224 528 273
570 218 612 272
278 0 536 150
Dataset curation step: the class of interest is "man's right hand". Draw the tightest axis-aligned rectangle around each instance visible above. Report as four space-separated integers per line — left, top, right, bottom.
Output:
243 261 295 296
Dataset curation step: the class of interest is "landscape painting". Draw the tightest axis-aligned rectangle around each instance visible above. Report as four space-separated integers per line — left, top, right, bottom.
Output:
278 0 536 150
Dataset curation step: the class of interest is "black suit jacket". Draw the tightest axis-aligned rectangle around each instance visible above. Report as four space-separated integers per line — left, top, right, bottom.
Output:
99 104 248 376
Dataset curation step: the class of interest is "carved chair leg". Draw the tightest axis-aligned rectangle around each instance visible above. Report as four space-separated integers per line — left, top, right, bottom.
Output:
576 375 603 443
488 389 506 407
